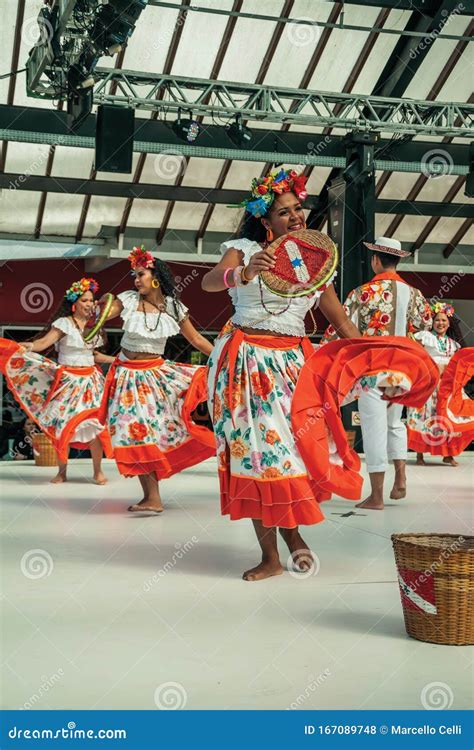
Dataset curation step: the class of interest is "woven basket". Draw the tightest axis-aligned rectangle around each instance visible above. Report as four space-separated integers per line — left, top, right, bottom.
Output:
392 533 474 645
33 433 58 467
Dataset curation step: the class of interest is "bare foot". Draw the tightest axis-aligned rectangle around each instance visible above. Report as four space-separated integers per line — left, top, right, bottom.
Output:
128 498 163 513
443 456 459 467
243 559 284 581
93 472 108 485
416 456 427 466
390 486 406 500
50 472 67 484
279 528 314 572
356 495 384 510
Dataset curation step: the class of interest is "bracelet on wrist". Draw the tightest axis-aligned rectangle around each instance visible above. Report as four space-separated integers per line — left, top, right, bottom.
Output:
223 267 235 289
233 266 244 287
241 265 252 284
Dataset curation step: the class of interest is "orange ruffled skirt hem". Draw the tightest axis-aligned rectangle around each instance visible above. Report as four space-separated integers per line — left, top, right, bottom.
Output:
99 355 215 480
0 338 113 462
209 331 439 529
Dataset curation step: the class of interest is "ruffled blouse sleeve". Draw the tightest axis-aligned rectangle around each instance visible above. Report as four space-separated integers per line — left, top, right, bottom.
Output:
218 238 259 304
51 317 73 336
219 238 259 268
166 297 189 323
117 290 138 321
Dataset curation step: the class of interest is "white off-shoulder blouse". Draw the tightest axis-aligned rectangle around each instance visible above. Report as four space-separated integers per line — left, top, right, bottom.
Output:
219 238 335 337
52 317 102 366
117 290 188 354
413 329 459 366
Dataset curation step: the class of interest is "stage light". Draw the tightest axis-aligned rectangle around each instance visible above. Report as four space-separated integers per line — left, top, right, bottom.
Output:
109 0 148 23
172 111 201 143
67 88 93 130
225 115 253 147
91 1 148 54
107 43 123 56
68 63 95 90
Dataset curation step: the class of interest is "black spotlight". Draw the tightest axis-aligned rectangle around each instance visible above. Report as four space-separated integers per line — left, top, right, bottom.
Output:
172 110 201 143
67 88 93 130
225 115 252 147
92 1 148 54
110 0 148 23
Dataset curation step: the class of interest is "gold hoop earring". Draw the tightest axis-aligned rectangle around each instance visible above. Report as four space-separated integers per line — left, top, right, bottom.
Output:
151 278 160 289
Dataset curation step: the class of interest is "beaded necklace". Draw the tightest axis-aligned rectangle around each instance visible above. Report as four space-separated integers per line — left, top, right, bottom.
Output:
71 315 100 346
141 298 166 332
436 333 449 354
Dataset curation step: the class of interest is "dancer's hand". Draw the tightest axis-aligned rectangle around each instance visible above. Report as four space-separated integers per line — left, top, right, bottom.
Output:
19 342 34 353
244 249 276 280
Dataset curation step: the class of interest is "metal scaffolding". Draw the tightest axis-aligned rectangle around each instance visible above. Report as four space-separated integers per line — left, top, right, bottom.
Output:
31 68 474 138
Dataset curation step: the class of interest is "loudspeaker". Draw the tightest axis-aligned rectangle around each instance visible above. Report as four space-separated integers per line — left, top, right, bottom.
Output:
465 141 474 198
95 105 134 173
328 176 346 256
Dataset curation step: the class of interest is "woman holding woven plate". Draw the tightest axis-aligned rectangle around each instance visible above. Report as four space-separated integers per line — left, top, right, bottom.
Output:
0 277 113 484
203 168 365 581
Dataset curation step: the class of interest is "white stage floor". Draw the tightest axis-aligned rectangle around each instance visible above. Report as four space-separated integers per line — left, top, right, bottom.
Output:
0 455 472 711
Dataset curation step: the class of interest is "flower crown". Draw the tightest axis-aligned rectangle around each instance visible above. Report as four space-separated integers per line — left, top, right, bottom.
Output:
431 301 455 318
128 245 155 270
238 168 308 218
65 277 99 303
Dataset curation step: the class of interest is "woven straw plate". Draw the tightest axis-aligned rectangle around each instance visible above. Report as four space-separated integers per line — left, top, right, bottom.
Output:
261 229 338 298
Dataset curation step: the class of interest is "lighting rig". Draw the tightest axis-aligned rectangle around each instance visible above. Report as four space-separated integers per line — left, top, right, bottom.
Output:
26 0 148 129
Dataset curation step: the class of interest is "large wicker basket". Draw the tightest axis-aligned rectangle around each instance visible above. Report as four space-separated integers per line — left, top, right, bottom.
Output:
32 433 58 467
392 533 474 646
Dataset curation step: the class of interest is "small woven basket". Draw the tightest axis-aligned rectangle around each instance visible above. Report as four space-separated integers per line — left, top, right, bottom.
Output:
33 433 58 467
392 533 474 645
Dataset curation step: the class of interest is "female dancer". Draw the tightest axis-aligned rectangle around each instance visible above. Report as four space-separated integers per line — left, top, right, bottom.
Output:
407 302 465 466
97 246 215 513
203 168 361 581
0 278 112 483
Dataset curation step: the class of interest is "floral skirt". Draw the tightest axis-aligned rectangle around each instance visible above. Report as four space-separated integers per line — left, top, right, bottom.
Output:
98 353 215 479
407 348 474 456
0 338 112 462
207 330 334 529
208 330 440 529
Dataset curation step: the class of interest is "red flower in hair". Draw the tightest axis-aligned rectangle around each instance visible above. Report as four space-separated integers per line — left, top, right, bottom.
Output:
292 175 308 200
128 245 155 270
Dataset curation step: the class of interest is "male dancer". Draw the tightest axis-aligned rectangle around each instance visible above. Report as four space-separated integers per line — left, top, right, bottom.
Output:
322 237 432 509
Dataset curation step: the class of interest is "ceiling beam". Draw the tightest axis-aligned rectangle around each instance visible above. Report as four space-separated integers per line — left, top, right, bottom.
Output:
309 4 472 230
156 0 244 245
148 0 474 20
2 172 473 219
1 105 471 165
409 176 466 250
118 0 192 236
75 46 128 243
196 0 295 242
0 0 25 173
442 218 473 258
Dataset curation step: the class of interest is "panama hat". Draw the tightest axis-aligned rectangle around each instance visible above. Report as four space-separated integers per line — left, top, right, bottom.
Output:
363 236 411 258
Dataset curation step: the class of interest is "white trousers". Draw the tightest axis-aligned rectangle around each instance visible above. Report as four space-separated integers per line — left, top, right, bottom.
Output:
358 387 407 473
